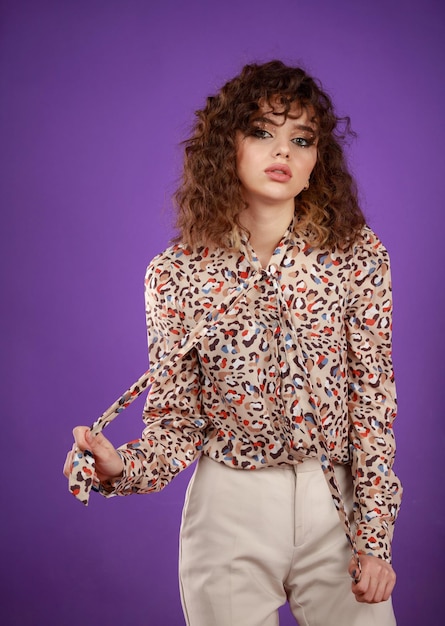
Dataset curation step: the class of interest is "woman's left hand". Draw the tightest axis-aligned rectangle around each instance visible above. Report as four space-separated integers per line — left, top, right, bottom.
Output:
348 555 396 603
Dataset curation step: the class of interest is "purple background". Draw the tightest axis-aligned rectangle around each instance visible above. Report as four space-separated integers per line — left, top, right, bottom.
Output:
1 0 444 624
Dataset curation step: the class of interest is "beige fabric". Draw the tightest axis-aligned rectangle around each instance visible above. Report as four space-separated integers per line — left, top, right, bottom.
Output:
69 223 401 565
97 224 401 561
179 456 396 626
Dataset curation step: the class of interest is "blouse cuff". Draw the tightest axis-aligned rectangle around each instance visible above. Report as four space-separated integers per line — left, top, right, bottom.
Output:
97 450 156 498
355 520 393 563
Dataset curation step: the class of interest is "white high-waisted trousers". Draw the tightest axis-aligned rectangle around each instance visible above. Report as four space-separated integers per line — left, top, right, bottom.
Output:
179 455 396 626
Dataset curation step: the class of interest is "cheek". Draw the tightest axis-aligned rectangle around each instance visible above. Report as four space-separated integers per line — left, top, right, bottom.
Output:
236 147 256 181
310 155 317 174
235 155 245 183
235 145 246 177
235 136 252 176
302 150 317 174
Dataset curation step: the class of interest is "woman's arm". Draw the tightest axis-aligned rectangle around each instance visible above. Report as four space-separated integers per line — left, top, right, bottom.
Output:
99 251 209 496
345 228 402 563
64 249 209 497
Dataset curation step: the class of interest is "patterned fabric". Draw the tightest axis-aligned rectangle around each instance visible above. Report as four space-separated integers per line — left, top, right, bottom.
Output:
68 283 252 503
89 222 402 562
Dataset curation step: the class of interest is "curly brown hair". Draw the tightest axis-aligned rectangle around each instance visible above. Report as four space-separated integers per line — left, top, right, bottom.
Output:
174 60 365 250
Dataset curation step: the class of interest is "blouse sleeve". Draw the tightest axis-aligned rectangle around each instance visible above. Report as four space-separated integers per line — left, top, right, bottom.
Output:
100 253 208 497
345 228 402 562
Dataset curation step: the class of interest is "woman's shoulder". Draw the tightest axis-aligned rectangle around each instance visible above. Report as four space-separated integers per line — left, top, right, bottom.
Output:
144 242 188 283
352 225 390 260
145 242 224 282
147 242 192 266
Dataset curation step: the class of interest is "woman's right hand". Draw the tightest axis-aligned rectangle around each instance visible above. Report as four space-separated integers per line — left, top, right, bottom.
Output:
63 426 124 483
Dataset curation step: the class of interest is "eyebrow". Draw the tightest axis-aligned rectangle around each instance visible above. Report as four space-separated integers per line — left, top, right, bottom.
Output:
252 116 317 135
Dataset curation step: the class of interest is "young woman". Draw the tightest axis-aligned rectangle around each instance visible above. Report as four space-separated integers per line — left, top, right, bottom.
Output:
64 60 402 626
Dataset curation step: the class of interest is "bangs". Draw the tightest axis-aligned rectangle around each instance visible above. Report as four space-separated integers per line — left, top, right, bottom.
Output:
236 93 323 138
247 96 319 134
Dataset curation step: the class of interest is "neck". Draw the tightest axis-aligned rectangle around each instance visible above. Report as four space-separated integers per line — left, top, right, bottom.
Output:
239 203 294 268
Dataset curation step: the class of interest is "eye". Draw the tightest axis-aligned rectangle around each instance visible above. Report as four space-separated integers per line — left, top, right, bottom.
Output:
250 128 273 139
291 136 315 148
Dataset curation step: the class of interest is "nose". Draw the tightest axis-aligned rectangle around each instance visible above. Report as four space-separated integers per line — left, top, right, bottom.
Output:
273 141 290 159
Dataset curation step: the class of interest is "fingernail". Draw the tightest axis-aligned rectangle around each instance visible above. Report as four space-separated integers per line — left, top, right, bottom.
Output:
84 449 94 457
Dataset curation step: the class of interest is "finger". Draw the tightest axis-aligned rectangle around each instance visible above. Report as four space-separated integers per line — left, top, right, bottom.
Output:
374 570 396 603
351 555 375 600
62 445 76 477
382 578 395 602
371 578 388 604
348 561 361 584
91 430 111 446
86 430 116 454
72 426 90 450
357 576 378 603
351 567 369 598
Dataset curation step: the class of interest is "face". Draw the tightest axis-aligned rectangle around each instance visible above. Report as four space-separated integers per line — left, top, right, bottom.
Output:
236 100 318 213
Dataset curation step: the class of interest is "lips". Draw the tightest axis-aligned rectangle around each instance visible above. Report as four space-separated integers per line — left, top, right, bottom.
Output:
264 163 292 182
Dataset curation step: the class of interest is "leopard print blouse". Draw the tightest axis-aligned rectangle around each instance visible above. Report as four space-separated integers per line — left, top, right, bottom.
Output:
102 224 402 562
